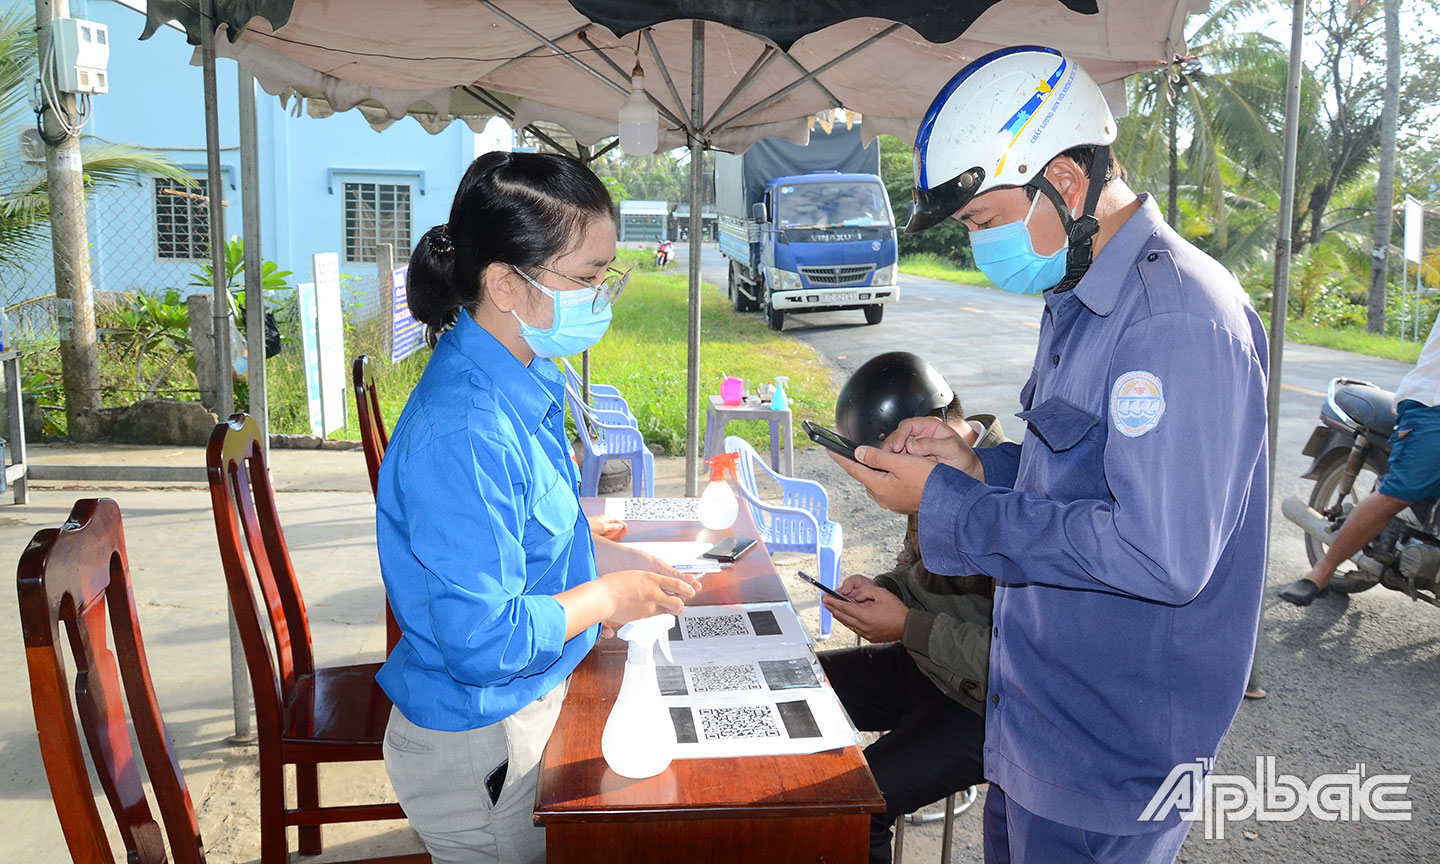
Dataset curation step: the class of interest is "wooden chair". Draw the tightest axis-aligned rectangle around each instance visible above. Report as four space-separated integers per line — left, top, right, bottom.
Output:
207 413 426 864
18 498 207 864
352 354 401 654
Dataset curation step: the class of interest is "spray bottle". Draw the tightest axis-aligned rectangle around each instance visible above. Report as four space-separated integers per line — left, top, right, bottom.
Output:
697 451 740 530
771 375 790 412
601 613 678 779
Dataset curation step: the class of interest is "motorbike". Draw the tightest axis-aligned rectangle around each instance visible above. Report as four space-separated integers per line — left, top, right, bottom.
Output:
654 240 675 268
1282 377 1440 607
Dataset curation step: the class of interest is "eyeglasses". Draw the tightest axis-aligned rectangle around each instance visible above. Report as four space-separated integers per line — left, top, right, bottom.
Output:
525 264 631 313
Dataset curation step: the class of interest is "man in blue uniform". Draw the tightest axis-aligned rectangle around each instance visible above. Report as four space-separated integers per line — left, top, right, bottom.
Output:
829 47 1270 863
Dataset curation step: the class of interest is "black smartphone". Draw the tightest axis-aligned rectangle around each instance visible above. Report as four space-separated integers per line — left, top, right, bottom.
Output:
802 419 862 461
797 570 853 604
484 759 508 805
702 536 757 562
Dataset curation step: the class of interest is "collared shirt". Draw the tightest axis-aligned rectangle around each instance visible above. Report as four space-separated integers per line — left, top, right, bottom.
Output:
1395 313 1440 407
918 195 1269 835
375 313 597 732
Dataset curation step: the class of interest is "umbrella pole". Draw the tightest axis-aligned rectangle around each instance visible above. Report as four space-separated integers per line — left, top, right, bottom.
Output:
685 21 705 496
1252 0 1309 699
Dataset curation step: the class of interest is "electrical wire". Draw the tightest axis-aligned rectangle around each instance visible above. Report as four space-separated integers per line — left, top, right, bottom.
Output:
34 31 94 146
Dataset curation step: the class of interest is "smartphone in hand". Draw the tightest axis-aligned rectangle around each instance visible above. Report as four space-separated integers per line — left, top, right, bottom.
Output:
798 570 853 604
802 420 863 462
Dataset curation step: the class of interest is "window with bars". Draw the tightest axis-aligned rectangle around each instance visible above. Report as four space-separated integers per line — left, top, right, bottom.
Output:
154 177 210 260
344 182 412 263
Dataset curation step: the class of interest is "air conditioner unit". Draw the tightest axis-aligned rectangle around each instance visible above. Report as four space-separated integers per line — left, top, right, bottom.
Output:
52 18 109 94
18 126 45 163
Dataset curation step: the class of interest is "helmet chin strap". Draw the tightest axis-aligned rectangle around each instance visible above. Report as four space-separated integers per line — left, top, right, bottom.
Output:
1028 145 1110 293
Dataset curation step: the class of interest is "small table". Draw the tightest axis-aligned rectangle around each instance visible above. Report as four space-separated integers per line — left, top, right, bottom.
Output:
534 500 884 864
704 394 793 475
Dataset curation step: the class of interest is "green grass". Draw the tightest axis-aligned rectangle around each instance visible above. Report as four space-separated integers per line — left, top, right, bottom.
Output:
898 253 992 287
572 265 834 455
1282 321 1424 365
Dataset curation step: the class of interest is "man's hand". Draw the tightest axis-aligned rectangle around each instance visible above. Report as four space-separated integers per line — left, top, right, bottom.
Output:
884 416 983 480
821 575 909 642
587 514 628 541
826 445 938 515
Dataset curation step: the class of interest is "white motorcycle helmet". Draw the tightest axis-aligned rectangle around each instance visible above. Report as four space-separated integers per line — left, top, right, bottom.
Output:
908 46 1118 286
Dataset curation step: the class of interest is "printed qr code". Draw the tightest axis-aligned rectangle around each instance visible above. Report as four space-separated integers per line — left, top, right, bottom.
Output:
616 498 701 521
689 664 763 693
698 706 782 740
683 613 751 640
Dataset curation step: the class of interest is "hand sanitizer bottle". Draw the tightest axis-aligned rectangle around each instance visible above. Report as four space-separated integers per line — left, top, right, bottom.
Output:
601 613 678 779
697 452 740 530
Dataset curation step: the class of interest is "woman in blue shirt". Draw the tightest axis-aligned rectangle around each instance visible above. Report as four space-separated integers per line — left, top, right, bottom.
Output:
376 152 697 864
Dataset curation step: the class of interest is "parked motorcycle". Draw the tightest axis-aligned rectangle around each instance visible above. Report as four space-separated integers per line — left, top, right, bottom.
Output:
654 240 675 268
1282 377 1440 607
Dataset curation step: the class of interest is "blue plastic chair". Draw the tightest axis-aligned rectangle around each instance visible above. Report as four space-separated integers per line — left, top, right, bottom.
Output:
560 358 636 423
724 435 844 639
568 385 654 497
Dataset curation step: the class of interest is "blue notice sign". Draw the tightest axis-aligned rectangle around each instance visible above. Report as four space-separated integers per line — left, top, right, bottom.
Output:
392 266 424 363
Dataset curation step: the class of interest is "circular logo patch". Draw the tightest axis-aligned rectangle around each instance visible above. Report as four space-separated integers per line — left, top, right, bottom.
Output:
871 240 882 251
1111 371 1165 438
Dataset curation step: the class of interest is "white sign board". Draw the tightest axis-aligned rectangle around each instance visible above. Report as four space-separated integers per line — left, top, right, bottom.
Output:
1405 197 1424 264
313 252 346 436
391 265 424 363
295 282 323 436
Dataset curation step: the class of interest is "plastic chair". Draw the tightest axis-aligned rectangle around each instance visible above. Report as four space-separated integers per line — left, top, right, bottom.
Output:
207 413 426 864
352 354 402 654
559 357 636 423
18 498 208 864
723 435 843 639
567 385 654 497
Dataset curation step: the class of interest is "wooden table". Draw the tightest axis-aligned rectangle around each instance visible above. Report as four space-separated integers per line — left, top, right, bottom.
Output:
533 500 884 863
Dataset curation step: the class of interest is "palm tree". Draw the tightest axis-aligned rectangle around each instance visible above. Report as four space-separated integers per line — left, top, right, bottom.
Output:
0 7 193 270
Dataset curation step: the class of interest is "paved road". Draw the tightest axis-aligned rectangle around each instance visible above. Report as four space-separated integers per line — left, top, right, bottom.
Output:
680 242 1439 862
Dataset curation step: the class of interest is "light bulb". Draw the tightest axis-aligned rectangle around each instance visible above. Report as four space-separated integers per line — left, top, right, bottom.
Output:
619 65 659 155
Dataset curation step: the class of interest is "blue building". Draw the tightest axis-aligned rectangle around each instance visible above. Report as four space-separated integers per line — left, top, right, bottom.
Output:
4 0 489 307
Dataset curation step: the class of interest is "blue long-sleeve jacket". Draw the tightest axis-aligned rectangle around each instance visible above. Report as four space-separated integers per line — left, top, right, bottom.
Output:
918 196 1269 835
376 314 597 732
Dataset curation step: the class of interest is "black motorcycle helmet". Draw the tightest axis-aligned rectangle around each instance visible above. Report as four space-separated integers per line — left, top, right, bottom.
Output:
835 352 957 447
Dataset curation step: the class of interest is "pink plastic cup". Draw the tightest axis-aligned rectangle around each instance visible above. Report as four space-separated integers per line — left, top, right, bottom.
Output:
721 376 745 405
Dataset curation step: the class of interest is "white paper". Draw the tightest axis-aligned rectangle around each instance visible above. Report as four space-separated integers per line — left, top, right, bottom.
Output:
663 686 860 759
668 602 811 651
604 497 701 522
620 541 717 571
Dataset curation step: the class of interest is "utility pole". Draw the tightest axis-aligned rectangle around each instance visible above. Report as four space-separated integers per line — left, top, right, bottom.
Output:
200 0 233 418
34 0 101 439
1365 0 1401 334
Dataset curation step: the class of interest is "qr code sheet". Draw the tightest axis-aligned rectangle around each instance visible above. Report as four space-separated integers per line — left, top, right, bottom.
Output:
682 613 751 640
688 664 763 693
615 498 701 521
697 706 782 740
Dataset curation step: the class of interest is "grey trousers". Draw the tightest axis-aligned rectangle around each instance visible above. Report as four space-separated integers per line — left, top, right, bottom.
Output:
383 683 567 864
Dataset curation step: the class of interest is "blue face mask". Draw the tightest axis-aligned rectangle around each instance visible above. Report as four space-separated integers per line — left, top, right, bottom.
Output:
509 266 614 359
969 193 1068 295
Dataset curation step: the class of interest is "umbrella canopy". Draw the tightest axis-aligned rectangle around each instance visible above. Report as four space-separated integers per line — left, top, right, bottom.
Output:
144 0 1201 152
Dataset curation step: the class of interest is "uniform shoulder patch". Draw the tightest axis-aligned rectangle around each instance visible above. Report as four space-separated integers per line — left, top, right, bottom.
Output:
1110 371 1165 437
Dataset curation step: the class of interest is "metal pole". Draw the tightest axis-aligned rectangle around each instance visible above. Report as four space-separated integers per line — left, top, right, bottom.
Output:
201 0 233 420
1252 0 1308 699
684 21 704 497
582 350 591 405
34 0 102 440
238 63 267 463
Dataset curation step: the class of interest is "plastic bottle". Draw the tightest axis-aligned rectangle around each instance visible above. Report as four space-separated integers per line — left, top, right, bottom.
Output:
697 452 740 530
601 613 678 779
771 375 789 412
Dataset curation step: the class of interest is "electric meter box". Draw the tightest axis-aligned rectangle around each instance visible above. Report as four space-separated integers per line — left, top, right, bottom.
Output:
52 18 109 94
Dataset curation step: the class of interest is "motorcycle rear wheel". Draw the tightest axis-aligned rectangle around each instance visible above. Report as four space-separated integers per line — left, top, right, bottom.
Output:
1305 453 1387 593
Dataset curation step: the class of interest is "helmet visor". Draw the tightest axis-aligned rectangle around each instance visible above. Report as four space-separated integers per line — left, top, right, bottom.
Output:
904 166 986 234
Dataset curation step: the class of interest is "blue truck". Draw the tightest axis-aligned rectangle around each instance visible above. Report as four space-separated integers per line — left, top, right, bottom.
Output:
715 125 899 330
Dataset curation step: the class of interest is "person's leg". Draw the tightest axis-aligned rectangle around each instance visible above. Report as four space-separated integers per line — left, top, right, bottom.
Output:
1302 491 1411 588
862 683 986 863
997 791 1191 864
983 785 1012 864
817 642 916 732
